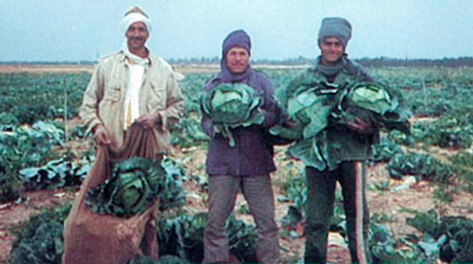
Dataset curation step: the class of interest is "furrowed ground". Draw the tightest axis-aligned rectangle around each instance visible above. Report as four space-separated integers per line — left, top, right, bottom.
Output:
1 64 473 263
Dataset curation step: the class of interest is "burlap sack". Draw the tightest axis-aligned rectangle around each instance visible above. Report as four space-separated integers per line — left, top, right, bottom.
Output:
63 125 165 264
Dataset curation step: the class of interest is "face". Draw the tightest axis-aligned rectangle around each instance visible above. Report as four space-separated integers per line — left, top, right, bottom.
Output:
225 47 250 74
126 22 149 52
319 37 345 66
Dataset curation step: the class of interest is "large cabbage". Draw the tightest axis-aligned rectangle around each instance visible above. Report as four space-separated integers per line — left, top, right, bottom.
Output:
270 81 339 140
86 157 167 217
271 81 411 170
201 83 264 146
332 82 411 133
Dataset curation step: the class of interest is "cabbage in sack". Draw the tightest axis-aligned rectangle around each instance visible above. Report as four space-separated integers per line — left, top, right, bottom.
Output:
86 157 166 217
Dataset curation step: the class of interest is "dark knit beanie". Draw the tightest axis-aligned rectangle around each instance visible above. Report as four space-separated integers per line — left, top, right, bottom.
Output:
222 29 251 57
318 17 352 47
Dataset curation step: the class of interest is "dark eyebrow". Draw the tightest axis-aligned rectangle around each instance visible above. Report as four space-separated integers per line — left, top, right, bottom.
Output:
323 39 341 44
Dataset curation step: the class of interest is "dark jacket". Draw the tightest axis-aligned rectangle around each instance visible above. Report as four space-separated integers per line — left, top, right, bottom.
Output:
286 56 377 170
201 67 281 176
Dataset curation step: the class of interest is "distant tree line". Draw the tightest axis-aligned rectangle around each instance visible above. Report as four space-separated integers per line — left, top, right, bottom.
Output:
2 56 473 67
356 56 473 67
171 56 473 67
169 57 220 65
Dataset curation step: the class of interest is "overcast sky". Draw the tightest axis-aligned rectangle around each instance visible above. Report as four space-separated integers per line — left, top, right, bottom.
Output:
1 0 472 62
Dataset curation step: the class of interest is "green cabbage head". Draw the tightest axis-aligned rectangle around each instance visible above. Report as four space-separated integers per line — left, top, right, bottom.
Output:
86 157 166 218
201 83 264 146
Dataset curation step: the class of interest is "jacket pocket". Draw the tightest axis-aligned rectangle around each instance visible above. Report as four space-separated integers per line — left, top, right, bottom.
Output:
148 81 167 110
104 85 121 103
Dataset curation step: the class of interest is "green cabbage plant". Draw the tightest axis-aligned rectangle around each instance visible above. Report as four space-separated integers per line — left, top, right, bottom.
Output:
406 210 473 263
201 83 264 146
10 204 71 264
86 157 166 217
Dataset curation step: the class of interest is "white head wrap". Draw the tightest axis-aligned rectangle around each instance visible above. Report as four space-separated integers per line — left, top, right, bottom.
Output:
121 7 152 60
121 7 152 35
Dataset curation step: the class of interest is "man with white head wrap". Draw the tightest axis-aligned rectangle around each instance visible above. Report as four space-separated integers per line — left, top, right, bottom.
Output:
122 6 152 34
79 6 183 150
64 6 183 264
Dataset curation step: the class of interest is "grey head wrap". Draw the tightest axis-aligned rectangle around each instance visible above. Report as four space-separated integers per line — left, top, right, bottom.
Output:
318 17 352 47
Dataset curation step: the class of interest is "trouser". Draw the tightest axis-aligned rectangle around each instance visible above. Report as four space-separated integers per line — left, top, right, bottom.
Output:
305 161 370 264
203 175 280 264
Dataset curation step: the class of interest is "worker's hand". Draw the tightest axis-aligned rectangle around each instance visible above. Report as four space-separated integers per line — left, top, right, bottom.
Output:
346 116 374 134
284 118 301 129
135 112 161 130
93 124 111 145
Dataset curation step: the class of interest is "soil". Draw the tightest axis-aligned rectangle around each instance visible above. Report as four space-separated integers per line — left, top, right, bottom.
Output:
3 144 468 263
1 65 471 263
0 189 78 262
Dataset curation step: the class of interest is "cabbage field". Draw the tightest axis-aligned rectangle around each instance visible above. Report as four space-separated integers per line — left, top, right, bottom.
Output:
1 65 473 263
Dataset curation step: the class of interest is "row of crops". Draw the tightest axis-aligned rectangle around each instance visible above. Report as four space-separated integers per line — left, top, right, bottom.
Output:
2 66 473 263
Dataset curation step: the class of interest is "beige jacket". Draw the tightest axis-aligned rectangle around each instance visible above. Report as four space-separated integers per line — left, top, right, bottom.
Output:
79 51 183 151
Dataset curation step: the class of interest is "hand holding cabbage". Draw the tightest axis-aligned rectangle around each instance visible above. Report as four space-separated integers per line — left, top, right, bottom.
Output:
270 81 411 170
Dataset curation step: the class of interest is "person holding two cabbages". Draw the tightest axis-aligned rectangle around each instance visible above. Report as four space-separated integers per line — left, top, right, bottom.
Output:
200 29 282 264
273 17 410 264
